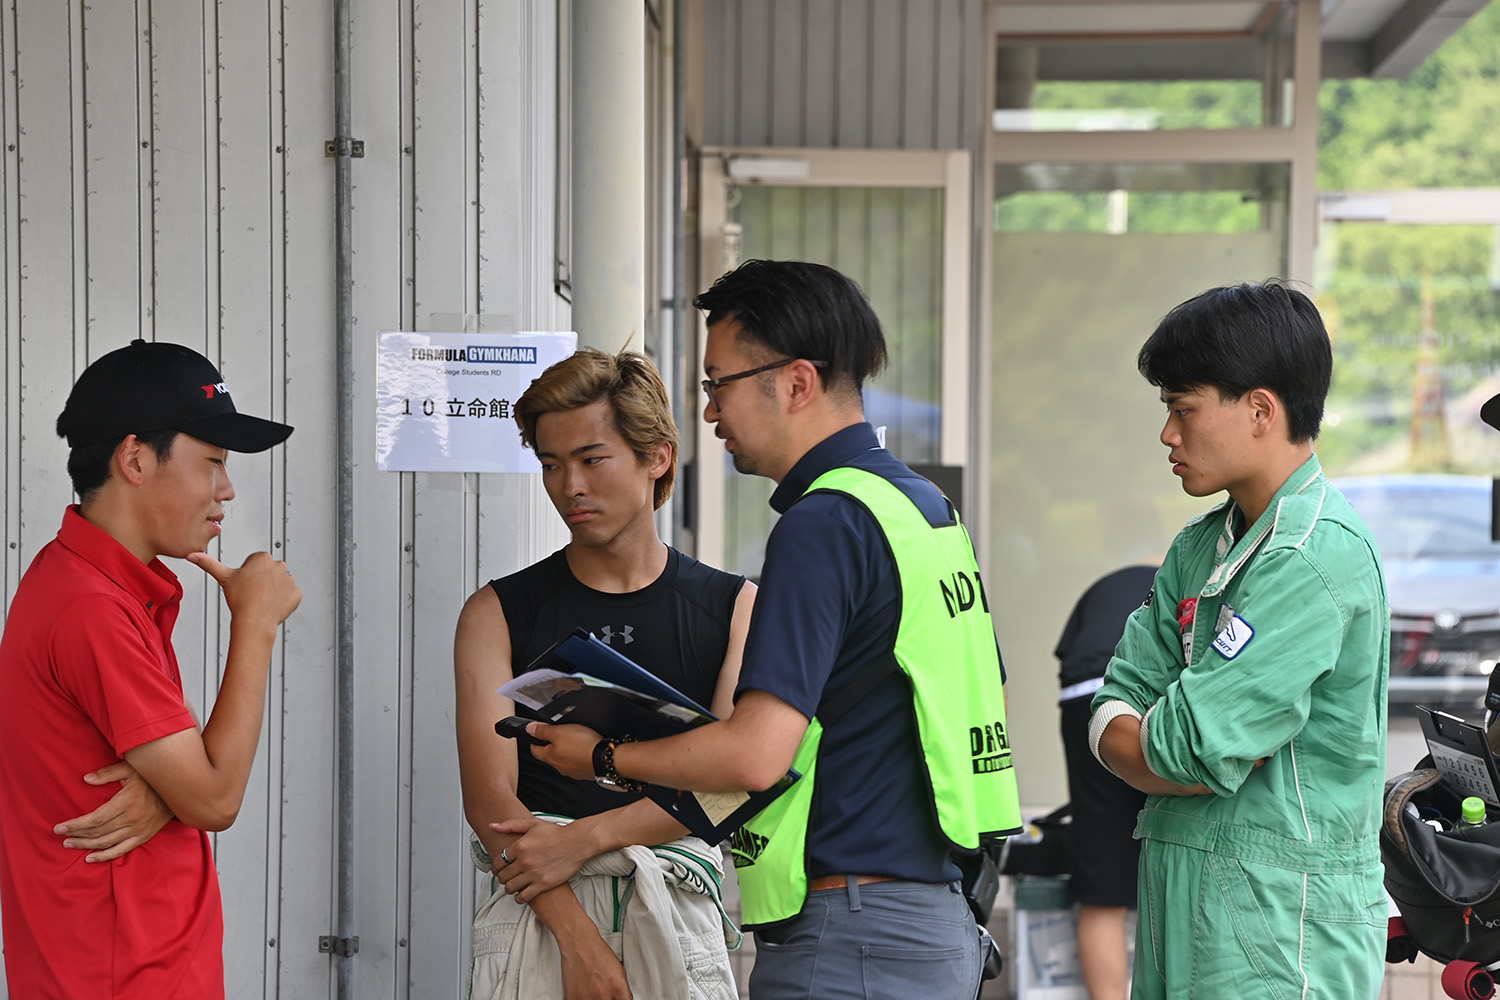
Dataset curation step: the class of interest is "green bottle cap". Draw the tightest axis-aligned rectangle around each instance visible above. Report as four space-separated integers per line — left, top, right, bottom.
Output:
1463 797 1487 825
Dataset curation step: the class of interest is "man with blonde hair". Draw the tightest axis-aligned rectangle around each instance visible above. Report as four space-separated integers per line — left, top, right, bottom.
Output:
456 348 754 1000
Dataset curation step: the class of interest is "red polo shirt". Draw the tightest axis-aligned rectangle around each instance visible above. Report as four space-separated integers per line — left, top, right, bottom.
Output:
0 506 223 998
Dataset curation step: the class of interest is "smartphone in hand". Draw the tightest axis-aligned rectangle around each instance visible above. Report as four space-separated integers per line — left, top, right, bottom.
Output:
494 716 550 746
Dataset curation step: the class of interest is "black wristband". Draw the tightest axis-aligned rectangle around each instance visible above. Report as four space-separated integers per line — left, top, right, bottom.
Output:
591 736 643 793
591 739 611 780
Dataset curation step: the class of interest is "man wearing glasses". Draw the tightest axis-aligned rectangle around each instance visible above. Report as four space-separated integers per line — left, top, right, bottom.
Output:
530 259 1019 1000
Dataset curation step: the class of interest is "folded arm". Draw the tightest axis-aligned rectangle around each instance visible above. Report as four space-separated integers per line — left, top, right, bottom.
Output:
1094 710 1212 796
54 760 173 861
1089 546 1212 795
1141 549 1343 793
124 551 301 831
454 585 632 1000
492 581 760 903
490 800 687 904
1094 543 1345 796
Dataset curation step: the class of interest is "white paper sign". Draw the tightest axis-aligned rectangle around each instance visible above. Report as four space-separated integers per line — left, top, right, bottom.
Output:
375 331 577 473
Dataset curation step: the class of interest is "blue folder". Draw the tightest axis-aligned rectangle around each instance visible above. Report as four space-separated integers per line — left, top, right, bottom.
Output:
518 628 800 842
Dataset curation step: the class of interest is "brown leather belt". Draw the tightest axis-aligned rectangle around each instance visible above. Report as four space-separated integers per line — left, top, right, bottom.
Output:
808 874 897 892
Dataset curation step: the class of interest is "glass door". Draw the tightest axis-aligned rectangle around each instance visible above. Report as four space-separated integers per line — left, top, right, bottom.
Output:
694 149 973 578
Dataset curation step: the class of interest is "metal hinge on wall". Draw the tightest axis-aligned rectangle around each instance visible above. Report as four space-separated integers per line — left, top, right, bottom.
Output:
324 137 365 158
318 935 360 957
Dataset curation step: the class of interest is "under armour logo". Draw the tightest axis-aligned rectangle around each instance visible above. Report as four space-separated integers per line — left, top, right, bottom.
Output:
597 625 634 645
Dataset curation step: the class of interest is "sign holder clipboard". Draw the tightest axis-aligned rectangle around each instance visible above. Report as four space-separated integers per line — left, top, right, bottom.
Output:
1416 706 1500 807
503 628 800 842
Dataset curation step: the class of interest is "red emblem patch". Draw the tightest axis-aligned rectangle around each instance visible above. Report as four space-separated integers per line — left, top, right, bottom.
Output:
1176 597 1198 635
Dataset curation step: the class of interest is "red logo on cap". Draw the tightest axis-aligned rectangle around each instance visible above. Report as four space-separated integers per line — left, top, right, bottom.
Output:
201 382 228 399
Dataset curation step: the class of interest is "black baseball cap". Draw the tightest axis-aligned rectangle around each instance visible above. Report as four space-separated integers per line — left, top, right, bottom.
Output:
56 339 293 452
1485 392 1500 434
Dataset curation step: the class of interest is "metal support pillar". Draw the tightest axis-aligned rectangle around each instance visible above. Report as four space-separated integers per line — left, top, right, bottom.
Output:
572 1 646 351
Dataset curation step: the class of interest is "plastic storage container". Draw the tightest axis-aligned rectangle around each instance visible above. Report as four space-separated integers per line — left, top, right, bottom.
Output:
1013 875 1088 1000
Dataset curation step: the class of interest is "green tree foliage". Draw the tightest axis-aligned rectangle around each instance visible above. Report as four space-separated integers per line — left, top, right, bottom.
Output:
1317 225 1500 473
1033 80 1262 131
992 6 1500 473
1319 1 1500 190
1316 2 1500 474
994 189 1266 235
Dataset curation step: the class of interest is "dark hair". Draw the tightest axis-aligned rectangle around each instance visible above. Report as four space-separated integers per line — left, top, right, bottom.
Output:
60 427 179 501
1137 281 1331 443
693 259 888 400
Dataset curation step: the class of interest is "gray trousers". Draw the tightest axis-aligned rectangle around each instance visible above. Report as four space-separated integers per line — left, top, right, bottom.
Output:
747 879 983 1000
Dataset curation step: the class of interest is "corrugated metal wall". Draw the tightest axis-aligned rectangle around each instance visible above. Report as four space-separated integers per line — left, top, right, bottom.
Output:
701 0 985 152
0 1 570 997
0 0 987 996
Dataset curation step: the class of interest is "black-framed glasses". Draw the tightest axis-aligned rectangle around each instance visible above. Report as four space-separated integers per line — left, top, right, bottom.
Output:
701 358 827 408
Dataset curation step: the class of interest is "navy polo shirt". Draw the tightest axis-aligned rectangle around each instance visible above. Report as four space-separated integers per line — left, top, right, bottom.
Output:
735 423 1005 883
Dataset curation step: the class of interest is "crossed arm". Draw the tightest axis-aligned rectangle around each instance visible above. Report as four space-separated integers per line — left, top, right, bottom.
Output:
1091 547 1339 797
1095 712 1213 797
53 760 173 862
454 580 756 999
119 552 302 831
56 550 302 856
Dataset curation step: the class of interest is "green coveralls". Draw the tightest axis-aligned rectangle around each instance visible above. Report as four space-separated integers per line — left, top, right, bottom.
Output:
1092 455 1389 999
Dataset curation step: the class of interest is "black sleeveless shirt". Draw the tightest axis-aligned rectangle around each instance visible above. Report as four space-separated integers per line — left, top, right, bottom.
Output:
490 546 745 819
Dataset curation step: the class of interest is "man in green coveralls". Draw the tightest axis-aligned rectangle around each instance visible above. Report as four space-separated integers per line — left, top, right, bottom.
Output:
1090 282 1389 998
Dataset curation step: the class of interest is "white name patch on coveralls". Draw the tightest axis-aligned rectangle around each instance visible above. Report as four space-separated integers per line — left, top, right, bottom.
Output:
1212 615 1254 659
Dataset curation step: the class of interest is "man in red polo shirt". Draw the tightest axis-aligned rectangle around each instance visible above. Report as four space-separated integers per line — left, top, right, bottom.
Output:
0 339 303 999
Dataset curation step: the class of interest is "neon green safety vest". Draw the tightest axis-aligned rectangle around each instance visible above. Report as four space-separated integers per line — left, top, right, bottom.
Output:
731 466 1022 926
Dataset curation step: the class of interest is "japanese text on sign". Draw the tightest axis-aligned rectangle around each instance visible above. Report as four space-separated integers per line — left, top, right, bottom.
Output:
375 331 577 473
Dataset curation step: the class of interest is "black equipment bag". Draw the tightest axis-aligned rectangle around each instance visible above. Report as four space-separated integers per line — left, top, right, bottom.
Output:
1382 767 1500 964
997 803 1073 878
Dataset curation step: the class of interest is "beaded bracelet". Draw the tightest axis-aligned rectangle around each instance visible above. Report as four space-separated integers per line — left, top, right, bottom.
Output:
591 735 644 793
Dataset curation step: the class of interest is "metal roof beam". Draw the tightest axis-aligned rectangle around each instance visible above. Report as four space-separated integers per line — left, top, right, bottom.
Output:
1368 0 1488 78
1028 39 1265 79
1321 188 1500 223
1320 38 1372 76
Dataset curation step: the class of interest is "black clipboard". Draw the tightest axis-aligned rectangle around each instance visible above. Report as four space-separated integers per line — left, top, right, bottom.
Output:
509 630 715 742
1417 706 1500 807
505 628 800 842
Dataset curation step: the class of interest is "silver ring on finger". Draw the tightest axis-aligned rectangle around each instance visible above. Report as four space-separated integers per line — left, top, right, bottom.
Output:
500 848 511 865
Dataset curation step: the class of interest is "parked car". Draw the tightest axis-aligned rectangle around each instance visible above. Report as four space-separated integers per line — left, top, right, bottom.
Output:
1332 475 1500 709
